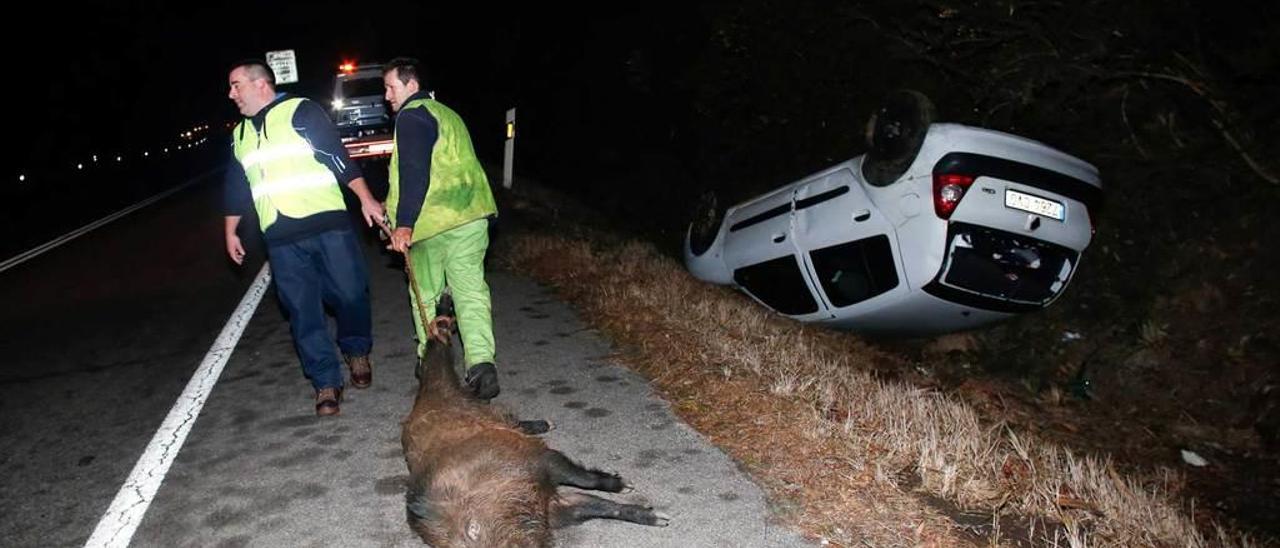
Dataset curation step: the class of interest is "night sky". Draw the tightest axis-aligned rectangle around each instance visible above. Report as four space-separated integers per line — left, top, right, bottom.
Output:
11 0 1274 200
12 2 704 178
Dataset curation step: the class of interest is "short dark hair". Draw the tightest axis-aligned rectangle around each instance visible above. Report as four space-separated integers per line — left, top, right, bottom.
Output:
231 59 276 88
384 57 424 87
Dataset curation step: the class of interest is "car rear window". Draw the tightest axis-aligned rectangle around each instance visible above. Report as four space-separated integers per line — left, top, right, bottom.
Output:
939 222 1077 307
341 78 385 99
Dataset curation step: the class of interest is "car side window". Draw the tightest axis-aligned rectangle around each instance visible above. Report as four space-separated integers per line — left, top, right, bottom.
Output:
733 255 818 315
809 235 899 307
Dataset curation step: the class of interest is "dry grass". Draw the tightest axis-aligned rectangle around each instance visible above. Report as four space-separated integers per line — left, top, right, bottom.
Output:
496 229 1252 547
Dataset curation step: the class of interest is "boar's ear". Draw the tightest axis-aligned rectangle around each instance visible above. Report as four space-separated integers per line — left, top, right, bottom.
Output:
406 479 436 522
466 519 481 540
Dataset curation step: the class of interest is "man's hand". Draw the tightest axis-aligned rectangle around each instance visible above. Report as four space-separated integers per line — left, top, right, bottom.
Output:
224 215 245 265
346 177 385 230
226 234 246 265
359 197 385 229
389 227 413 254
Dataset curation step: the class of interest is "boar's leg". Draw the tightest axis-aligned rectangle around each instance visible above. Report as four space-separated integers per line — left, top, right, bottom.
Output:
541 450 629 492
550 491 670 527
516 419 554 435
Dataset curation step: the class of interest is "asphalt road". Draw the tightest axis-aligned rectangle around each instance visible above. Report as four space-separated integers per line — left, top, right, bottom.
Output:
0 173 808 547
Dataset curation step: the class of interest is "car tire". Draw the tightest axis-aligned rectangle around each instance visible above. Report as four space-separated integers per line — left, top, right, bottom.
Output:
687 191 723 257
861 89 936 186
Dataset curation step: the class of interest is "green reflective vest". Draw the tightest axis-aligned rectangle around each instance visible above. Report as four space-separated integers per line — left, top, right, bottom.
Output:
387 98 497 242
232 98 345 232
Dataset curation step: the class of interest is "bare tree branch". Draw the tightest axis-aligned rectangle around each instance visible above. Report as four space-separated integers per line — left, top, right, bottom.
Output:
1115 71 1279 185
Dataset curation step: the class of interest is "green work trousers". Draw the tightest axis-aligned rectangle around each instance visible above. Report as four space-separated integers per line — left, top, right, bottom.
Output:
405 218 495 367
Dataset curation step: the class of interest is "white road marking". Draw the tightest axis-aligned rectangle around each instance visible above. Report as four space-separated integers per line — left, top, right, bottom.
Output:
84 263 272 548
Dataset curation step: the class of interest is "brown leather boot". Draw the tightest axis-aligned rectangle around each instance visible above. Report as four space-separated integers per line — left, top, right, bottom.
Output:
315 387 342 416
346 355 372 389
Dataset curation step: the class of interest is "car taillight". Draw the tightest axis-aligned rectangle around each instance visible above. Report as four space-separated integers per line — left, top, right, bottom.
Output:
933 173 975 219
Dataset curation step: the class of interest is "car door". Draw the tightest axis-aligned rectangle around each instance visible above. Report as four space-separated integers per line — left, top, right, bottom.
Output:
791 166 905 316
720 185 828 320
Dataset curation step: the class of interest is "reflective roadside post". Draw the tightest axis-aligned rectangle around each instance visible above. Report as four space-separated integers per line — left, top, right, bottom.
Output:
503 108 515 189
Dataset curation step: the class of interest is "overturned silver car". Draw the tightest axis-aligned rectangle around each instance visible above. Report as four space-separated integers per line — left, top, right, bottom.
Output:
683 92 1101 336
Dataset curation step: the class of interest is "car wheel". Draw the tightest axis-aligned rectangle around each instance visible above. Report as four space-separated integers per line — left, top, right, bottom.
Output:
861 89 936 186
687 191 723 257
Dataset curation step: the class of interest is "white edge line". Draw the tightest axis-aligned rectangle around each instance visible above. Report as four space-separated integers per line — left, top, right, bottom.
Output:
84 263 272 548
0 168 221 274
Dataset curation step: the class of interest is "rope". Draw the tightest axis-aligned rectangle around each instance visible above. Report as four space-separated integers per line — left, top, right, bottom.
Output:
375 218 442 344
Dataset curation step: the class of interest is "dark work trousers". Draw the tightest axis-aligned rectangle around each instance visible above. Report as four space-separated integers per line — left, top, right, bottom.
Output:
266 228 373 391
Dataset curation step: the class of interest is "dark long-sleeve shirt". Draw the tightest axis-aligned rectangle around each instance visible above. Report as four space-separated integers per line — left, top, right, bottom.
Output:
224 93 364 245
392 91 438 229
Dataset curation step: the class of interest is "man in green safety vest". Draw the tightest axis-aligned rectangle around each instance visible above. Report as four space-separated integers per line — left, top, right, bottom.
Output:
224 59 385 416
382 57 501 401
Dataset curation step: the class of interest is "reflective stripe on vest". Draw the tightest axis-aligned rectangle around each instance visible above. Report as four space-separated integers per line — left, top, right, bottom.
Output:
240 142 317 170
249 172 341 200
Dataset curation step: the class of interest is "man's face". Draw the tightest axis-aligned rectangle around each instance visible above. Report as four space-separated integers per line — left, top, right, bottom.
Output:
384 69 419 113
228 67 268 117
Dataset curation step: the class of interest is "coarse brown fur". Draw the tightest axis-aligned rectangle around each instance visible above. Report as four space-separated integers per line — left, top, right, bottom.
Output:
401 315 667 547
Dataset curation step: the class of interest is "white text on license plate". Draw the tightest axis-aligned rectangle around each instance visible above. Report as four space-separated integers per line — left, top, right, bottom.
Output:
1005 189 1064 220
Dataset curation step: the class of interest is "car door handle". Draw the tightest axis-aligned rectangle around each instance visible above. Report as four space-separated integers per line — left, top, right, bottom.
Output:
853 209 871 222
772 232 787 243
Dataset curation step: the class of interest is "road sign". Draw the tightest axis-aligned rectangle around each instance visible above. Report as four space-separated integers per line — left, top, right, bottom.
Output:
265 49 298 84
503 108 515 189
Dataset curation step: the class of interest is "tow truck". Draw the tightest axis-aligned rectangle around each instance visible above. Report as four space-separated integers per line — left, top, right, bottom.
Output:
331 61 393 159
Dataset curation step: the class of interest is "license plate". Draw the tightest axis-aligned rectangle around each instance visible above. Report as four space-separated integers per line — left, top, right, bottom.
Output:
1005 189 1064 220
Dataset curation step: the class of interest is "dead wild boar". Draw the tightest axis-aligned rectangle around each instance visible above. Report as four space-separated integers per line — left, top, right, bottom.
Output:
402 315 669 547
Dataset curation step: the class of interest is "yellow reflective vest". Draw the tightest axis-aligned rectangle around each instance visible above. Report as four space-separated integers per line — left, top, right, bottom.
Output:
386 98 496 242
232 98 346 232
